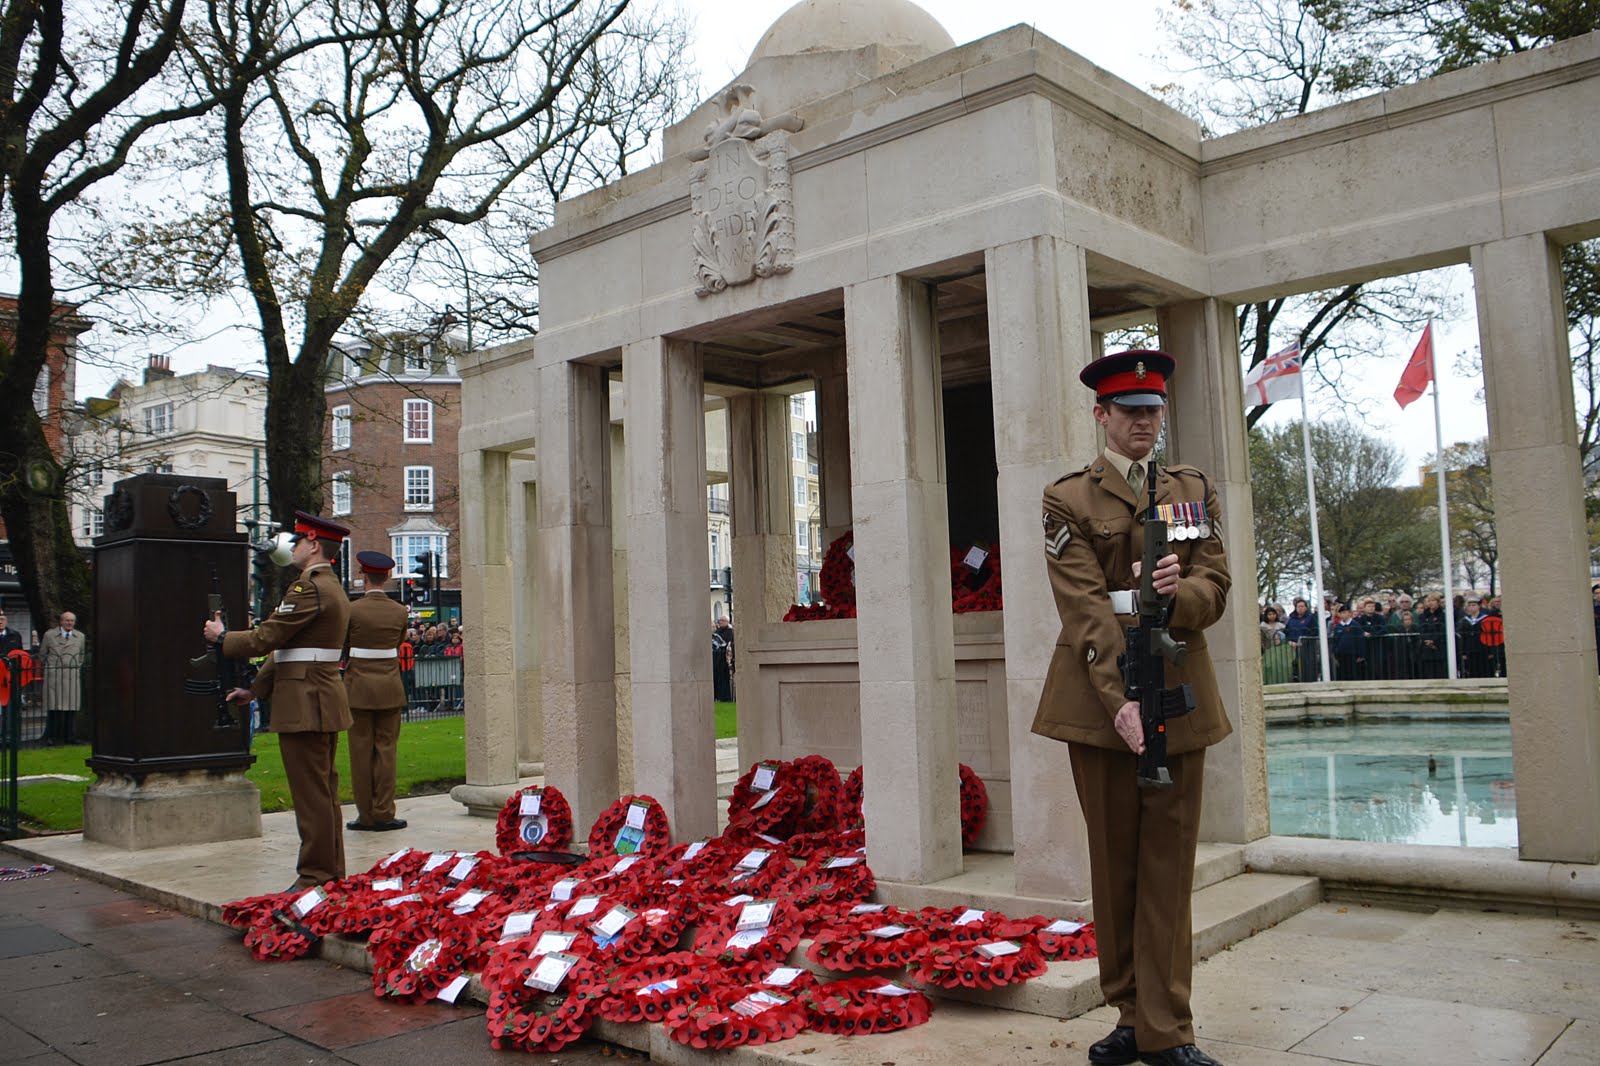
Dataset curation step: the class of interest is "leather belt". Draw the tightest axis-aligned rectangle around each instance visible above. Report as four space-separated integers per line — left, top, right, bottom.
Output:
273 648 343 664
348 648 399 659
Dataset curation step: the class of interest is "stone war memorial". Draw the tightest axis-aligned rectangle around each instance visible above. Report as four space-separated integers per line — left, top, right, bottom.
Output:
455 0 1600 912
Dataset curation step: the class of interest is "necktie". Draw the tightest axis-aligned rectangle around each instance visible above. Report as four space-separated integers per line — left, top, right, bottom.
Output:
1127 463 1143 499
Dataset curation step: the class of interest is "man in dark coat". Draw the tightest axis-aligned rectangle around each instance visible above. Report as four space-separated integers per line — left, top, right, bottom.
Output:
1031 349 1229 1066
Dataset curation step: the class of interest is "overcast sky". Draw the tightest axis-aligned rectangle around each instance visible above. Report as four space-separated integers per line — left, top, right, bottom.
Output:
76 0 1490 482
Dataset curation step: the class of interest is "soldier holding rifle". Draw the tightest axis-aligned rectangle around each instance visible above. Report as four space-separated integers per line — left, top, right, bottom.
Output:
203 511 352 891
1031 350 1232 1066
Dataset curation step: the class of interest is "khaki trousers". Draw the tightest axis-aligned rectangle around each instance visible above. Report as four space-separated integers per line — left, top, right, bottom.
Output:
348 707 403 825
279 730 346 887
1069 743 1206 1052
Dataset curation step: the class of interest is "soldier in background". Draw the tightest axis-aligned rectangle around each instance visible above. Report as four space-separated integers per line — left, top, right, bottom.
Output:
344 551 410 832
206 511 352 890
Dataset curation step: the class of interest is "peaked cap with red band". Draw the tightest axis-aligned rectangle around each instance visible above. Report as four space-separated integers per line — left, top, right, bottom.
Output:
356 550 395 576
1080 349 1175 407
292 510 351 541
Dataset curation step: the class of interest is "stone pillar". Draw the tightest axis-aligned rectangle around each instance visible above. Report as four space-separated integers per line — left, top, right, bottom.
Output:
1158 299 1270 845
816 349 854 546
728 391 796 769
845 273 961 885
460 448 518 787
511 465 543 770
624 337 717 841
1472 233 1600 864
984 237 1094 899
536 360 618 831
610 421 635 793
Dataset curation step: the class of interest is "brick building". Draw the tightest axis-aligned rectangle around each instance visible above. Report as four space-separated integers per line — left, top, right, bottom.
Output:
323 334 462 620
0 296 93 639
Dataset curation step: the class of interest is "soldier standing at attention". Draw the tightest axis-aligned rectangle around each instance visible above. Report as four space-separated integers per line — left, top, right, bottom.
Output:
1031 350 1232 1066
344 550 410 832
205 512 352 891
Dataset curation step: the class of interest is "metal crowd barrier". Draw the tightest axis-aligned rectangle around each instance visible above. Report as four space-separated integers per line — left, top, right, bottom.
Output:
1268 631 1507 682
403 653 465 720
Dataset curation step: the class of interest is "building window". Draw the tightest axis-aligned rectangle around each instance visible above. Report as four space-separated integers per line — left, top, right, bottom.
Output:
791 395 805 417
332 405 352 450
808 461 818 476
404 399 433 443
405 344 431 373
710 531 721 571
392 533 449 578
404 465 434 510
80 507 104 538
331 472 352 516
33 366 49 418
144 402 173 436
794 475 806 507
147 461 174 474
796 521 809 552
87 463 103 488
792 431 804 460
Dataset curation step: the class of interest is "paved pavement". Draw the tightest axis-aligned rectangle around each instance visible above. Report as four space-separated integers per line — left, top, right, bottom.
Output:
0 868 636 1065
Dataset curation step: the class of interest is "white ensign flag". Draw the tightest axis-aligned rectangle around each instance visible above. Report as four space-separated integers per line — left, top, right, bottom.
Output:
1242 346 1303 406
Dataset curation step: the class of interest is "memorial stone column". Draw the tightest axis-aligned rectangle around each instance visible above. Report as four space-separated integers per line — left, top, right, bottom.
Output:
727 391 797 768
1472 232 1600 863
535 359 619 831
1158 299 1269 845
459 447 519 788
815 349 854 547
624 336 717 841
845 273 961 885
984 236 1094 899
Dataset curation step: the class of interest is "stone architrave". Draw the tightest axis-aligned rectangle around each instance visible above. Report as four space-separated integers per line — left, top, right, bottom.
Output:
688 84 803 295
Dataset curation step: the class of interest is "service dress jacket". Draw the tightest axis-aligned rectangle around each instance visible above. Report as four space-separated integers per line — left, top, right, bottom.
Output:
343 591 409 711
223 562 352 733
1031 459 1233 754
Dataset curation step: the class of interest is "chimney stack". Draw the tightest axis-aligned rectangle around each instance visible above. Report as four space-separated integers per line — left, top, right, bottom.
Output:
144 353 174 384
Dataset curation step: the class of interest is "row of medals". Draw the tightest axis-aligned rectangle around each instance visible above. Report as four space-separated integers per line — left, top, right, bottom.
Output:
1155 502 1210 541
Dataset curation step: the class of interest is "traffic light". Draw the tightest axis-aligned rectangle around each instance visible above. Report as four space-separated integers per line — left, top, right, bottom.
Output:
414 552 434 605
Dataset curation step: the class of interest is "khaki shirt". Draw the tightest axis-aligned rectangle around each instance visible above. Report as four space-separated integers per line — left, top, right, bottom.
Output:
224 563 352 733
1030 457 1234 754
343 591 408 710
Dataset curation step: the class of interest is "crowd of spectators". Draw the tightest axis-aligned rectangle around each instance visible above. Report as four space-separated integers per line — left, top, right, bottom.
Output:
405 617 464 656
1260 590 1508 682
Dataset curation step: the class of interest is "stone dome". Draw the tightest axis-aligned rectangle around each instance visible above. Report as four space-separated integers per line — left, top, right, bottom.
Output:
749 0 956 65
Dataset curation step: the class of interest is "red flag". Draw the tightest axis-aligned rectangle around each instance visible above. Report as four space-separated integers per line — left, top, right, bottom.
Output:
1394 321 1435 409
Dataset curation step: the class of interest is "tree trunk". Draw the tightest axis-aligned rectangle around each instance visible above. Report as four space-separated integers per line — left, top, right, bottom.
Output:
261 349 332 602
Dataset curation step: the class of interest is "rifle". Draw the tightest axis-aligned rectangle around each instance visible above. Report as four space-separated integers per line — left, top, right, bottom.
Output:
185 564 256 729
1119 460 1196 789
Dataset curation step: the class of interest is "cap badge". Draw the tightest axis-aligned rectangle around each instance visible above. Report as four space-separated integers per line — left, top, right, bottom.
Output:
1134 361 1147 380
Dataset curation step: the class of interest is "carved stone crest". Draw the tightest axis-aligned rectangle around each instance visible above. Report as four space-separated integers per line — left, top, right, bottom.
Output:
688 84 804 296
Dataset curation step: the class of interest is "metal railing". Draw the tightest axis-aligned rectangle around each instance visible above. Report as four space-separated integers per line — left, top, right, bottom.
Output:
403 653 464 720
1265 632 1508 683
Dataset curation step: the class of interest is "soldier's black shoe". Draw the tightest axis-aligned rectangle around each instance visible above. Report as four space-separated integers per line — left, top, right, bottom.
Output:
1089 1026 1139 1065
1140 1045 1223 1066
372 819 407 831
346 819 375 831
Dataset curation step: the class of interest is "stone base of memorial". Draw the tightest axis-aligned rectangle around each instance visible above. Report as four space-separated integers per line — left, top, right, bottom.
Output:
83 769 262 849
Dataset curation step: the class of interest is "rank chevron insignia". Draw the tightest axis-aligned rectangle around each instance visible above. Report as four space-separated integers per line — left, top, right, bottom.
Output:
1043 513 1071 558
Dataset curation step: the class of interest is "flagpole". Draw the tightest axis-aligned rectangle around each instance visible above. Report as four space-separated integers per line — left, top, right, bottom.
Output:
1298 381 1333 682
1431 337 1458 680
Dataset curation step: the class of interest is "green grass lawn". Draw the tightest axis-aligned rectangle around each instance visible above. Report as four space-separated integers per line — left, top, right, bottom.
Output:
15 717 468 834
15 704 740 834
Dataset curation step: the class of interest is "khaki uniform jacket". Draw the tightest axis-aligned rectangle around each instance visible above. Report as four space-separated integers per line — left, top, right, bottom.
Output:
343 591 408 710
1031 460 1234 754
224 563 352 734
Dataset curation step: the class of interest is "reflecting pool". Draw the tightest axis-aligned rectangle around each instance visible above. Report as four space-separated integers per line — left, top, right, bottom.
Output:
1267 719 1517 848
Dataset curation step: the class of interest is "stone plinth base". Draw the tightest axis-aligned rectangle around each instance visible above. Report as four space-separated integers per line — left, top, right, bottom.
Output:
82 770 262 849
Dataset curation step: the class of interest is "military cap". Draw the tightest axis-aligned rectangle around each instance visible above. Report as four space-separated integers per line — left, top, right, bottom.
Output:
1080 349 1175 407
291 511 351 542
356 550 395 576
